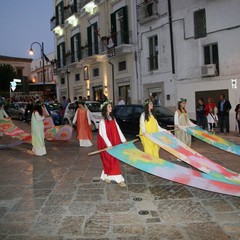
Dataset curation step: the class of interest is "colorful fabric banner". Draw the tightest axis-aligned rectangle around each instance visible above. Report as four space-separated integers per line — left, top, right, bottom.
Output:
107 142 240 196
145 131 240 183
180 124 240 156
0 118 73 145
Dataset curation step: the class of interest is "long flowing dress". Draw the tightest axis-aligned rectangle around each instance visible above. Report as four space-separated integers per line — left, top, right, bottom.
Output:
174 110 193 147
31 111 46 156
72 108 92 147
0 107 8 136
97 118 126 183
139 112 162 157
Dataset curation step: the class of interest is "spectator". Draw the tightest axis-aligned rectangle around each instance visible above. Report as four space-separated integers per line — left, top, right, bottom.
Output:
217 94 232 134
207 107 218 134
0 100 9 137
196 98 207 129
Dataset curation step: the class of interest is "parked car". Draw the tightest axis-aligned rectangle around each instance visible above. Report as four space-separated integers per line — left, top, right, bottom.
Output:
44 102 62 126
113 104 175 134
63 101 102 131
8 102 27 121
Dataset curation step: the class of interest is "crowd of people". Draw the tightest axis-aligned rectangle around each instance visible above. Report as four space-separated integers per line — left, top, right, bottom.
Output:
0 93 239 188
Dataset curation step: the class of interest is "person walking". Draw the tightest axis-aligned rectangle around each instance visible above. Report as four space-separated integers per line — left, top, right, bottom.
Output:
196 98 207 129
72 102 92 147
139 98 164 157
31 104 47 156
97 101 126 187
217 94 232 134
174 98 194 147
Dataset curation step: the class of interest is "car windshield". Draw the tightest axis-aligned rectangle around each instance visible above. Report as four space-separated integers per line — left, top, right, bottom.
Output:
46 103 61 111
85 102 101 112
155 106 173 118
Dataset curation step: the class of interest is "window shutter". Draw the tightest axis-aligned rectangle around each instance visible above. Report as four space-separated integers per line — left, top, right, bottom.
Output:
77 32 81 60
62 42 66 66
122 6 129 44
71 36 74 63
87 26 92 56
93 22 99 54
57 44 60 68
111 11 117 46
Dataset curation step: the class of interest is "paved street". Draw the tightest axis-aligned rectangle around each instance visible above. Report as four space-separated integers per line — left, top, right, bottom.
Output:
0 120 240 240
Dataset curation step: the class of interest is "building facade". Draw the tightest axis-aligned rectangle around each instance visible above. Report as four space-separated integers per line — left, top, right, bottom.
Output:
51 0 137 104
51 0 240 130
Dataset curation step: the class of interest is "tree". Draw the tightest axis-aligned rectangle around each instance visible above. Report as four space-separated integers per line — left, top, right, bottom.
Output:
0 63 17 97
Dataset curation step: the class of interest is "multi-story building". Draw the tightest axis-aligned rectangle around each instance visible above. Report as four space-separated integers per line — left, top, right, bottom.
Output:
136 0 240 130
51 0 240 130
51 0 136 104
30 52 57 100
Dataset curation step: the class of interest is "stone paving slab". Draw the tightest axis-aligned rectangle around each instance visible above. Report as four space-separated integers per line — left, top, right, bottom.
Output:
0 120 240 239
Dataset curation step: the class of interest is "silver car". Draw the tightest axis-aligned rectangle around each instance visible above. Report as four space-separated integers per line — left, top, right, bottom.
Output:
8 102 27 121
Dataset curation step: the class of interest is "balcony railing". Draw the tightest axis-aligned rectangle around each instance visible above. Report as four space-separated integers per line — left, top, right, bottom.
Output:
137 0 159 24
64 3 80 20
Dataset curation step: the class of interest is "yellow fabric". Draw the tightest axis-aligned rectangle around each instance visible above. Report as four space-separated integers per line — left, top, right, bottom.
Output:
140 114 160 157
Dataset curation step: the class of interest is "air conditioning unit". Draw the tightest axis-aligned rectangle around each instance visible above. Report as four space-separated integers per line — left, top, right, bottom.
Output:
201 64 217 77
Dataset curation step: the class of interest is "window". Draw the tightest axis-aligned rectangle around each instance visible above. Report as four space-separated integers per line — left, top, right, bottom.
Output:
118 61 126 71
87 22 99 56
57 42 66 68
71 33 81 63
194 9 207 39
111 6 129 46
93 68 99 77
75 73 80 81
204 43 219 74
56 1 64 25
148 35 158 71
61 77 65 85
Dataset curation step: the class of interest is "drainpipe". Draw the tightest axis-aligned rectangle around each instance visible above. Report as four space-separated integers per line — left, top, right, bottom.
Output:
168 0 175 74
108 61 115 107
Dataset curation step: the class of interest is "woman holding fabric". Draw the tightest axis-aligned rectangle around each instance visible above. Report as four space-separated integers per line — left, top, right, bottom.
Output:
174 98 194 147
72 102 92 147
97 101 127 187
139 99 164 157
31 103 47 156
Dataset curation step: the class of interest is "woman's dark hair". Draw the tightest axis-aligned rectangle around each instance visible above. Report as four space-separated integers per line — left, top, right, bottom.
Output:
33 104 43 116
102 103 114 121
144 99 156 121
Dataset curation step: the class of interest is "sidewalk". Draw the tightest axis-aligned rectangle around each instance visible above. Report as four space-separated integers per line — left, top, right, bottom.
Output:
0 120 240 239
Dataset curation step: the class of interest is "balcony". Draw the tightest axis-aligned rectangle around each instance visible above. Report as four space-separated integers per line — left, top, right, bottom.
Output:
64 4 80 21
137 0 159 25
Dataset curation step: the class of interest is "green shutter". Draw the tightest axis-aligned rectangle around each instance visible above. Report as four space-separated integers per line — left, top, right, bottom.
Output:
71 36 74 63
77 33 81 60
122 6 129 44
111 11 117 46
57 44 60 68
87 26 92 56
93 22 99 54
62 42 66 66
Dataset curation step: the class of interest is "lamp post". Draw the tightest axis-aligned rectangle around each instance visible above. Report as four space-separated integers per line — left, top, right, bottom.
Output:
29 42 46 100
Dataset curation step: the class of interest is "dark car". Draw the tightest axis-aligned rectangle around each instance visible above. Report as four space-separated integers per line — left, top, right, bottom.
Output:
44 102 62 126
113 104 175 134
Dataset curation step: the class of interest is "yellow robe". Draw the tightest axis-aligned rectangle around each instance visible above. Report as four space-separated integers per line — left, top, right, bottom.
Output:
139 114 160 157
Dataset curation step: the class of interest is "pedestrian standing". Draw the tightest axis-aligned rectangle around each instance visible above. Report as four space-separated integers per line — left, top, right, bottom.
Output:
207 108 218 134
72 102 92 147
174 98 194 147
139 99 164 157
217 94 232 134
196 98 207 129
31 104 47 156
97 101 126 187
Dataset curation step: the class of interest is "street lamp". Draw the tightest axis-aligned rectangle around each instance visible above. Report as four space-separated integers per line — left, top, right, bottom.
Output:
29 42 48 100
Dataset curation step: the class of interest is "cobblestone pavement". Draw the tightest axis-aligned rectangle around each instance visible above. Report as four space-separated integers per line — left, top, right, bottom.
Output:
0 120 240 239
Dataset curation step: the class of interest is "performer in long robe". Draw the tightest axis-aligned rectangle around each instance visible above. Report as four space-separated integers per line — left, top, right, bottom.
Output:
97 101 126 187
139 99 164 157
72 102 92 147
0 102 9 137
31 104 46 156
174 98 194 147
